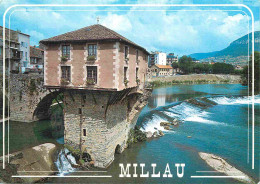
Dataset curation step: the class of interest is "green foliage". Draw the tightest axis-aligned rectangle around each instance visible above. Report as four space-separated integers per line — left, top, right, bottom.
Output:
79 159 85 165
241 51 260 94
86 78 95 85
212 63 234 74
178 55 194 74
136 78 140 85
127 126 147 146
29 79 37 95
171 62 179 69
61 56 69 62
64 144 81 159
60 78 70 86
124 79 129 86
87 55 96 61
232 69 242 75
177 56 212 74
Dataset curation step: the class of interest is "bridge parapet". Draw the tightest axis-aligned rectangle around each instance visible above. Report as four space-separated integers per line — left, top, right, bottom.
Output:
9 74 53 122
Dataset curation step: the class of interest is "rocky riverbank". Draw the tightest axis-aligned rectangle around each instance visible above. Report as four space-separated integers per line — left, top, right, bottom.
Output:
0 143 56 183
199 152 256 184
148 74 241 87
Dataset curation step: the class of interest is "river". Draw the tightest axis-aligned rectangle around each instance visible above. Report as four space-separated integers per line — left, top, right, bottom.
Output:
1 84 259 183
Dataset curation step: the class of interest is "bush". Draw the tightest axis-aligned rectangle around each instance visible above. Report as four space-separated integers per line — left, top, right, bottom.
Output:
127 126 146 147
86 78 95 85
87 55 96 61
29 79 37 95
61 56 69 62
64 144 81 159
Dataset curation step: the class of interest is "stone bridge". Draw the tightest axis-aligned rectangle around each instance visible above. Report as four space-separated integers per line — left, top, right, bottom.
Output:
8 74 151 168
9 74 61 122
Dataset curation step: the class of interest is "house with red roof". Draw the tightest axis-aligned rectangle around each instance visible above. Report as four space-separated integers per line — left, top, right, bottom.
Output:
40 24 149 91
150 64 173 77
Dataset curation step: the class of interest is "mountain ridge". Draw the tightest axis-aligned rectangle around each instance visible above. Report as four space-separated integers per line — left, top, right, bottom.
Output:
189 31 260 62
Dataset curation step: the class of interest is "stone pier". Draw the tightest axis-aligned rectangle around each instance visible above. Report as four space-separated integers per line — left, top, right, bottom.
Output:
63 88 150 168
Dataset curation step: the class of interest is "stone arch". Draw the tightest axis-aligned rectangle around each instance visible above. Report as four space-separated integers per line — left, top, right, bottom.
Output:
33 91 61 121
115 144 122 154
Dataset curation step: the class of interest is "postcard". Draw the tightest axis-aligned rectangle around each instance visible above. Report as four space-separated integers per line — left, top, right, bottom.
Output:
0 0 259 183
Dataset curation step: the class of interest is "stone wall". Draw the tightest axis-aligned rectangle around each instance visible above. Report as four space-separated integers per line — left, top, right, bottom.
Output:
9 74 51 122
63 88 151 168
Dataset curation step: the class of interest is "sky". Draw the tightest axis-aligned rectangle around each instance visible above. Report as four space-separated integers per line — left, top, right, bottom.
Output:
0 0 259 56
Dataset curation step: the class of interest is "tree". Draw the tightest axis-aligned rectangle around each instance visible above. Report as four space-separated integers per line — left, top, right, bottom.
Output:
178 55 194 74
212 63 234 74
171 62 179 69
241 51 260 95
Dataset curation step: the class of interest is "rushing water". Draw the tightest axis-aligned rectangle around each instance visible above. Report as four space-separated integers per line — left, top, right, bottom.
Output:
1 84 259 183
52 84 259 183
55 148 77 176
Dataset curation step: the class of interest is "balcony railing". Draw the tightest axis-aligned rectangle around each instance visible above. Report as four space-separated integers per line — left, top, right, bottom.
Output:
4 49 21 60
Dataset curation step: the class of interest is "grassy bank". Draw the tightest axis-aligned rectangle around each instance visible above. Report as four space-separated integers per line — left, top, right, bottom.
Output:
147 74 241 88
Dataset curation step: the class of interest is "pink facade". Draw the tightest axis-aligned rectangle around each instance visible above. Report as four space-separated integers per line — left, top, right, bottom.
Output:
43 41 148 91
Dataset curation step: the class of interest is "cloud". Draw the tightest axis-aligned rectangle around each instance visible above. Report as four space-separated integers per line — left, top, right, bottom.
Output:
1 3 256 55
101 13 132 31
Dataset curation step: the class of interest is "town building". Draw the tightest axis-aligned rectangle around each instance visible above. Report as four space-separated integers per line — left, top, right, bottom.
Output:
150 64 173 77
40 24 149 91
166 53 178 65
40 24 150 168
29 46 44 73
149 51 166 66
0 26 21 73
18 31 30 73
0 26 30 74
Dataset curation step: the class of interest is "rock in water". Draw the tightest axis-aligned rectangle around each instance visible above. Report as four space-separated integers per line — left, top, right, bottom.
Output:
158 130 164 136
153 131 159 138
199 152 256 184
146 131 153 138
172 119 179 126
160 122 171 126
164 126 170 130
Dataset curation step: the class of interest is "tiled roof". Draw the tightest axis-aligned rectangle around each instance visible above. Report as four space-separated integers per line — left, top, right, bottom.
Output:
155 64 173 69
30 46 44 58
40 24 149 54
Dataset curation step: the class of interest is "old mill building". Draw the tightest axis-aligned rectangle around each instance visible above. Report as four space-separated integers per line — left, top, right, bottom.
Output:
40 24 150 168
40 24 149 90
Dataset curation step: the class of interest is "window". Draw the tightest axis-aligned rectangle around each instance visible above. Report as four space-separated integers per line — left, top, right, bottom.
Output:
83 128 87 137
124 67 128 81
0 47 1 56
88 44 97 56
62 45 70 58
61 66 71 82
87 66 97 83
25 52 27 60
136 49 139 61
124 45 129 59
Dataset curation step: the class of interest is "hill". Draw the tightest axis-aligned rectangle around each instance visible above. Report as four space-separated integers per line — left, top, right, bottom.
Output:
189 31 260 62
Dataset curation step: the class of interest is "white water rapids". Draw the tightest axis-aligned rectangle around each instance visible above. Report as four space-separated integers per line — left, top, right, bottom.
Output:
140 95 260 133
55 148 78 176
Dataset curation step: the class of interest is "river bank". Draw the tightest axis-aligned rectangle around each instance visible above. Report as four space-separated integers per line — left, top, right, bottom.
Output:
147 74 241 87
